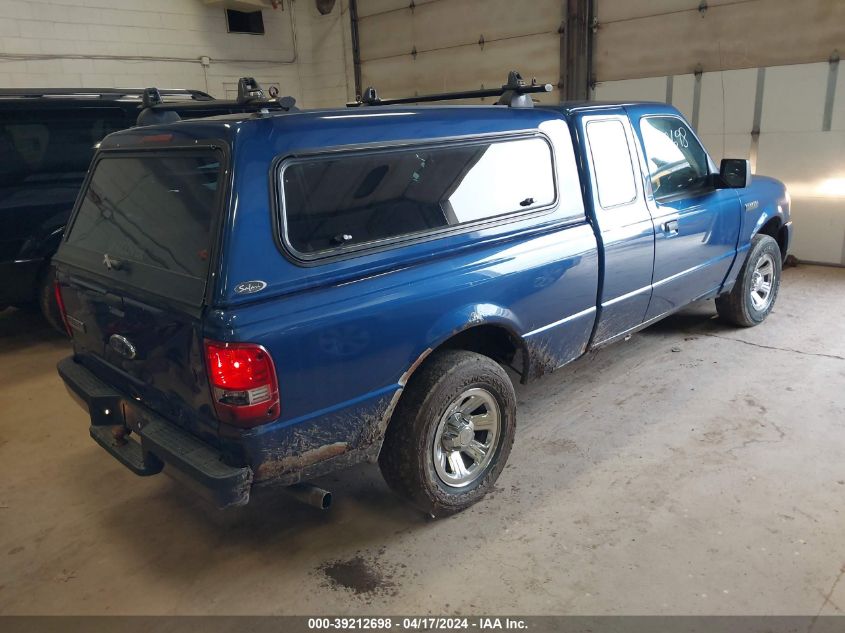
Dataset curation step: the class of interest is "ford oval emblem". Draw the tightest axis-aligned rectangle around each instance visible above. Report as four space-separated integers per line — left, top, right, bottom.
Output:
109 334 137 360
234 280 267 295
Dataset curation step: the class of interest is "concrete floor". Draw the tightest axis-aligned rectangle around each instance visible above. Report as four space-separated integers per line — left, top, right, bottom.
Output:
0 264 843 615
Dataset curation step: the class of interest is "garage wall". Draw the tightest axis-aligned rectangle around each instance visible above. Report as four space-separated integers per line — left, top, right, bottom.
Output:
594 0 845 265
354 0 562 104
594 0 843 81
0 0 350 107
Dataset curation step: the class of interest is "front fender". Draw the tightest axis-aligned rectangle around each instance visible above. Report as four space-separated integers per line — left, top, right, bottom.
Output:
742 175 789 242
722 175 789 293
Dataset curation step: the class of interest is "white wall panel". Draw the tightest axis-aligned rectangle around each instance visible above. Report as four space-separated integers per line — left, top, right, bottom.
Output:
697 68 757 135
593 77 666 102
757 132 845 185
756 131 845 263
785 198 845 265
761 63 829 133
671 73 695 122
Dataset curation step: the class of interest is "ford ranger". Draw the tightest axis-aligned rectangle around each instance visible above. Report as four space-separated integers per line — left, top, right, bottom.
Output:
54 73 792 516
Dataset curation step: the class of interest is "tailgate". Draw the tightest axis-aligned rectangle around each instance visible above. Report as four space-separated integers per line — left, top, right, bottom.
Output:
54 150 225 443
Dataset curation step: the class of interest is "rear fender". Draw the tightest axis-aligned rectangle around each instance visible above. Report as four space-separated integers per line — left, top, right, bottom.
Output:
371 303 526 450
424 303 525 355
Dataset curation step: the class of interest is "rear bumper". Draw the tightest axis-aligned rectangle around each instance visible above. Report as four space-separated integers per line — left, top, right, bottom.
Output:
57 355 252 508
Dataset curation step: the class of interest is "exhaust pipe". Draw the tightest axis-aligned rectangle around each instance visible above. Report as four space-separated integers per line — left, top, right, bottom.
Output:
284 482 332 510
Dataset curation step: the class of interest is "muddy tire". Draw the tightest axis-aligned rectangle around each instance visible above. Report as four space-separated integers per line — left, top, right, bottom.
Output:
37 264 66 335
716 234 782 327
379 349 516 517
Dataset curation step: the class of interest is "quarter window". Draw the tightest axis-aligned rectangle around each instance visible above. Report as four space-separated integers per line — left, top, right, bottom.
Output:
586 119 638 208
640 117 709 200
281 137 555 255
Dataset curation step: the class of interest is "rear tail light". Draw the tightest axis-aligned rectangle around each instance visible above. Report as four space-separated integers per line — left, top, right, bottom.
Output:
54 280 72 337
204 340 280 428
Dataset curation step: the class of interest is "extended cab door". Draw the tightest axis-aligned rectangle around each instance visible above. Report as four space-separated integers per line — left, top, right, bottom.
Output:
631 113 742 319
578 111 655 345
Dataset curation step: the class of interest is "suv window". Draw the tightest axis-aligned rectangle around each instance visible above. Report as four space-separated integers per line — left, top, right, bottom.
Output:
640 117 709 200
0 108 127 187
586 119 637 208
281 136 555 255
66 152 220 279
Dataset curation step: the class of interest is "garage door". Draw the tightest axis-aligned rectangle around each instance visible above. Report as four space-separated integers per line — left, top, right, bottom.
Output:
355 0 561 104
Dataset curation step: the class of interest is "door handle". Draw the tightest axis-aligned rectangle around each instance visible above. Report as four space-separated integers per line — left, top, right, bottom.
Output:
662 219 679 235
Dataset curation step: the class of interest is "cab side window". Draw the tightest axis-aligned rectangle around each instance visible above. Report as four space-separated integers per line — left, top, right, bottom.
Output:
586 119 638 208
640 117 709 200
282 136 556 256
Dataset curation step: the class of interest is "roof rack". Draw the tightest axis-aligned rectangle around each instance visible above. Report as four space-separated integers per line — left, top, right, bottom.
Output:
236 77 264 104
135 77 297 127
346 71 552 109
0 87 214 101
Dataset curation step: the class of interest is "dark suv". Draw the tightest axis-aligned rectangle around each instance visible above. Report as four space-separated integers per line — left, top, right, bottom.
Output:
0 80 291 330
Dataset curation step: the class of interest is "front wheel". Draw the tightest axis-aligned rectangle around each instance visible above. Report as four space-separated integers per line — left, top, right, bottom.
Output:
716 234 782 327
379 349 516 517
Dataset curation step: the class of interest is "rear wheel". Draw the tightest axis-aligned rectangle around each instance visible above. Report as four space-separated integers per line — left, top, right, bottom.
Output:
379 349 516 517
716 234 781 327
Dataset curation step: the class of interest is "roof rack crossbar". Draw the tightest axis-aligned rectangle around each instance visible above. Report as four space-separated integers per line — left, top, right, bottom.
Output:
346 71 552 109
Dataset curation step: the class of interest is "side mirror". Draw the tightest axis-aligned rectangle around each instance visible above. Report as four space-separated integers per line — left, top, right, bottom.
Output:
719 158 752 188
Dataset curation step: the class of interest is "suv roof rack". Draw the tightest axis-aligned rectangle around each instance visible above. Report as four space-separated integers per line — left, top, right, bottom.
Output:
0 87 214 101
346 71 552 109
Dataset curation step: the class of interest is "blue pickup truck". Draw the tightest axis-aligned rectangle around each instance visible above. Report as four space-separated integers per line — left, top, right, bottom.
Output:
54 75 792 516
